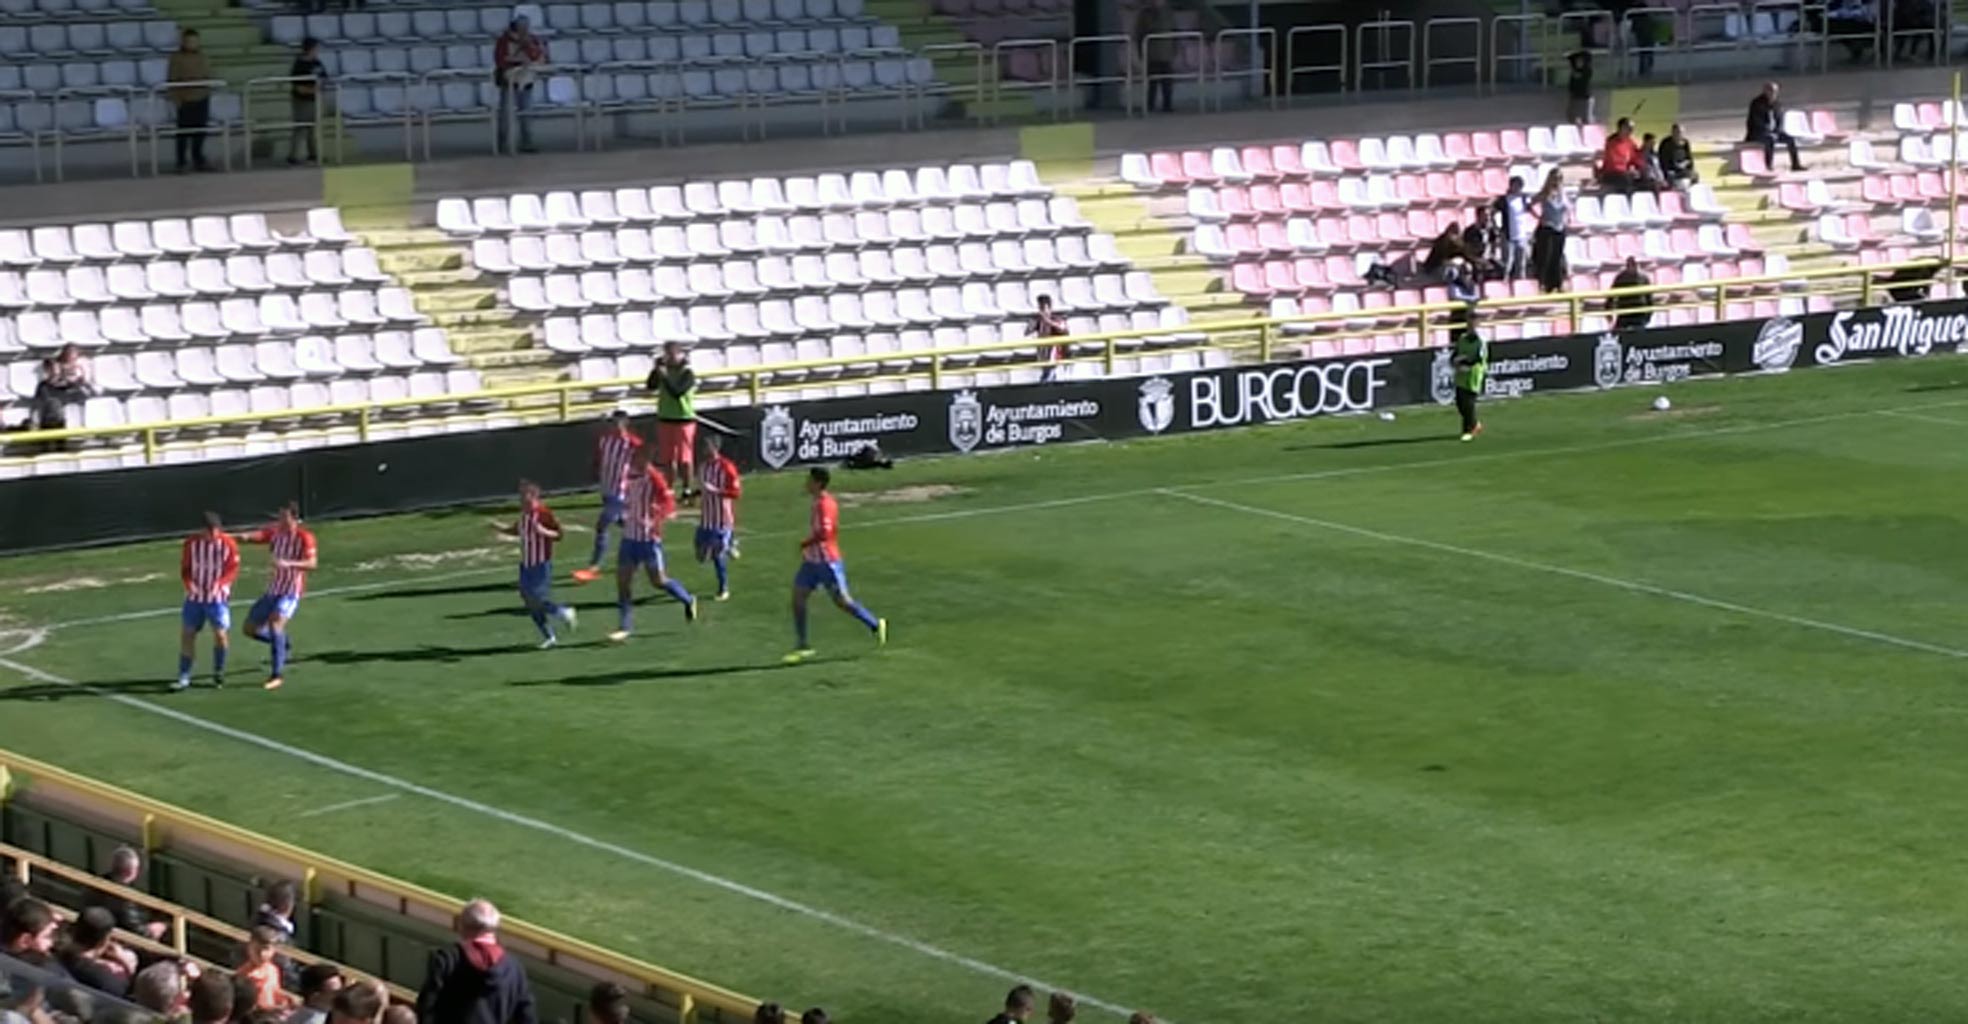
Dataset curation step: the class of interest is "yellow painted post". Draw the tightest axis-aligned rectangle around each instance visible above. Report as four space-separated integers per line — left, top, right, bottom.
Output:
559 387 572 422
357 407 371 444
748 372 763 406
140 813 156 855
1567 295 1581 334
678 995 695 1024
142 428 157 464
1258 321 1273 362
0 764 11 804
170 914 187 954
929 354 941 391
1103 336 1115 375
1861 266 1874 305
303 866 319 906
1713 279 1727 320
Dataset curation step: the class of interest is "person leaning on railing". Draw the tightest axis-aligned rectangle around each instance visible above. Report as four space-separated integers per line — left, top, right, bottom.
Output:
167 29 216 174
289 38 326 166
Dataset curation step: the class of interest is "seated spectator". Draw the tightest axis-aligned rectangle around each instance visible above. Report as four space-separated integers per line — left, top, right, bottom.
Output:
1657 124 1698 189
254 882 299 947
326 979 384 1024
1639 133 1668 191
1597 118 1652 193
92 846 168 942
59 908 136 999
31 344 93 431
1885 260 1941 303
1 901 65 978
585 985 627 1024
1745 81 1804 172
132 961 194 1019
1611 257 1654 330
751 1006 783 1024
229 973 261 1024
797 1011 827 1024
987 985 1035 1024
380 1005 414 1024
1047 993 1075 1024
1421 223 1466 278
284 964 342 1024
188 968 236 1024
238 927 296 1014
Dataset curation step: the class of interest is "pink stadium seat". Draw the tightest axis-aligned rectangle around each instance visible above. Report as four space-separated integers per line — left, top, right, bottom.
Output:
1279 182 1315 212
1727 222 1763 252
1225 223 1261 255
1810 109 1843 139
1657 191 1690 221
1737 256 1765 279
1738 147 1774 178
1405 209 1434 238
1917 172 1947 200
1315 217 1346 248
1777 183 1813 212
1472 131 1504 162
1292 257 1327 289
1325 255 1362 286
1613 233 1643 260
1345 214 1379 246
1249 184 1285 216
1709 260 1738 280
1328 139 1364 171
1219 187 1255 218
1306 180 1341 209
1862 175 1893 204
1241 146 1279 178
1482 280 1512 301
1149 152 1187 185
1255 221 1291 252
1424 173 1456 202
1395 174 1426 204
1499 129 1530 159
1231 262 1268 295
1443 133 1475 165
1481 166 1509 193
1587 235 1616 264
1374 211 1408 241
1181 150 1217 183
1918 102 1945 129
1272 144 1308 177
1452 170 1485 199
1263 261 1297 294
1581 123 1607 150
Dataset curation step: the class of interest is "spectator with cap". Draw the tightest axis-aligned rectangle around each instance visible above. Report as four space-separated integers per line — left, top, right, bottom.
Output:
493 17 545 155
416 900 536 1024
285 964 342 1024
58 907 137 999
986 985 1035 1024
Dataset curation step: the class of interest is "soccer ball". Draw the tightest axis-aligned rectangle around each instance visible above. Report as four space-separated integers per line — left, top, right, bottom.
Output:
1652 396 1672 412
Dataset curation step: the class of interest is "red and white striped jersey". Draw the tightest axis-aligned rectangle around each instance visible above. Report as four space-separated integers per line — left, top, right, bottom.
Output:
246 524 317 597
802 493 842 564
519 503 560 566
181 531 240 603
621 467 675 543
699 454 741 530
595 430 642 499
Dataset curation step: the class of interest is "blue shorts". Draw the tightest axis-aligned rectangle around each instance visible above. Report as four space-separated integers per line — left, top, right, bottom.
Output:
180 599 231 632
794 560 848 593
618 538 666 572
599 494 626 525
695 526 733 556
246 593 300 626
519 562 553 602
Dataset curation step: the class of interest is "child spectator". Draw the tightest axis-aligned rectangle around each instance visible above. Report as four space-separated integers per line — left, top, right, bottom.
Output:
239 926 298 1013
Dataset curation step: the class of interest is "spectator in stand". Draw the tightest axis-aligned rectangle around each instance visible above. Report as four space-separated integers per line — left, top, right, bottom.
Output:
1745 81 1804 172
285 965 343 1024
751 1005 784 1024
1031 294 1069 382
227 974 260 1024
380 1005 415 1024
1046 993 1075 1024
1531 170 1571 293
797 1011 827 1024
493 17 545 155
288 38 325 166
1565 50 1593 125
645 342 698 498
166 29 214 174
986 985 1036 1024
92 846 167 941
1638 132 1668 191
585 985 627 1024
416 899 535 1024
1610 257 1654 330
32 344 93 431
1596 117 1650 194
188 968 236 1024
254 881 299 947
1657 123 1697 189
1825 0 1877 62
238 927 296 1014
1133 0 1175 114
1420 223 1467 280
326 979 383 1024
1 901 64 978
133 961 195 1019
1127 1015 1157 1024
59 908 136 1000
1494 175 1533 280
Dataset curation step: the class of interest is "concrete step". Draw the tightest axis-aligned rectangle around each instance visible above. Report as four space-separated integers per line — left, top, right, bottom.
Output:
448 328 535 353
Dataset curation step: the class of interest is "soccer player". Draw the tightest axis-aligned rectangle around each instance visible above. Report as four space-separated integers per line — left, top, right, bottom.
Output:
1449 305 1489 442
175 511 239 692
497 480 577 648
238 502 317 691
607 446 698 643
574 410 641 583
695 433 741 601
785 467 885 663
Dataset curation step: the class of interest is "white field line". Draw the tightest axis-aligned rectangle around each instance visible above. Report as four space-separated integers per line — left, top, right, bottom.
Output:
1158 489 1968 662
295 793 401 818
1880 408 1968 428
32 393 1968 636
0 629 1144 1019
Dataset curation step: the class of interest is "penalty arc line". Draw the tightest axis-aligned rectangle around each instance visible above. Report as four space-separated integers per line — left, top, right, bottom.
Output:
1158 489 1968 663
0 635 1145 1020
34 391 1968 637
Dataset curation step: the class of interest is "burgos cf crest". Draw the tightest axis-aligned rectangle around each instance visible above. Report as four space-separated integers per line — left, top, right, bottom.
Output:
948 390 983 453
759 406 796 469
1593 333 1624 389
1428 348 1456 405
1137 377 1175 434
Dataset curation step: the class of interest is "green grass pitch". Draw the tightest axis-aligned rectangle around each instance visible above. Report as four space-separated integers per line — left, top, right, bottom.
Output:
6 356 1968 1023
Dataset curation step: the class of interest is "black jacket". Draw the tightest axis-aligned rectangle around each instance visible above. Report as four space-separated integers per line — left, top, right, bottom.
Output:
416 939 537 1024
1657 135 1693 175
1746 94 1781 139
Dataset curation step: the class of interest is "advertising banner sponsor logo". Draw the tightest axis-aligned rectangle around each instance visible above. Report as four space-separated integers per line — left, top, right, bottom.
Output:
1186 357 1402 429
1810 301 1968 365
755 402 927 468
1752 316 1802 372
1138 377 1176 434
1614 335 1728 385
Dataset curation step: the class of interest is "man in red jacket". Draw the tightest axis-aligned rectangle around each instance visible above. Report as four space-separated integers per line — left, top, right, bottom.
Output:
1596 117 1648 194
416 900 537 1024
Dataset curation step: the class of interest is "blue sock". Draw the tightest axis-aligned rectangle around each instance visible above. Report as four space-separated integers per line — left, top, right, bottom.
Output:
847 601 880 632
542 599 563 616
617 597 632 633
213 646 227 675
270 630 289 677
591 518 610 567
794 603 810 647
662 579 694 605
247 627 271 645
176 654 192 678
529 609 551 639
712 554 729 592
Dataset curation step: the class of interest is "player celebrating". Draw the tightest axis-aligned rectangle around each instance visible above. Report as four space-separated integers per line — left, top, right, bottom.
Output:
607 446 699 643
175 511 240 692
695 433 741 601
785 467 886 663
497 480 578 648
574 410 642 583
238 502 317 691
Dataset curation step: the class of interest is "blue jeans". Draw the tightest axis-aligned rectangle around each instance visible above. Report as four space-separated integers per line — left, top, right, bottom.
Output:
497 83 533 154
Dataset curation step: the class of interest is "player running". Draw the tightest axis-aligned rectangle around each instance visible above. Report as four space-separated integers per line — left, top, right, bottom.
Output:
497 480 578 648
607 446 699 643
574 410 642 583
695 433 741 602
239 503 317 691
784 467 886 663
174 511 240 692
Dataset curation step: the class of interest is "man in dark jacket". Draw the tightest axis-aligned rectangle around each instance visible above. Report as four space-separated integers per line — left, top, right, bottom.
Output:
1745 81 1803 172
416 900 535 1024
1657 123 1697 189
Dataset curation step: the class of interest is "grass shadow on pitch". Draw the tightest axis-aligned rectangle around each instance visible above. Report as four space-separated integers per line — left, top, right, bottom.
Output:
350 581 516 601
1284 434 1453 452
508 661 799 687
444 596 678 620
0 678 186 702
307 640 602 666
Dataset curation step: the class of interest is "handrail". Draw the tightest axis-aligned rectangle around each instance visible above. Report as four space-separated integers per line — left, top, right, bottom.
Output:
1283 24 1346 99
3 842 418 1004
0 256 1947 455
990 38 1060 126
0 749 763 1021
243 74 329 171
142 78 232 177
50 84 139 182
1213 27 1276 111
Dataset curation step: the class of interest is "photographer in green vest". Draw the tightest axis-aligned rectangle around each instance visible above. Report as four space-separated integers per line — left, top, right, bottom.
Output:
646 342 698 498
1450 305 1488 443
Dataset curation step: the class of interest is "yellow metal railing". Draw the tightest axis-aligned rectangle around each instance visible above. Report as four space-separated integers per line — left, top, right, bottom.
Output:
0 256 1950 468
0 749 762 1023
